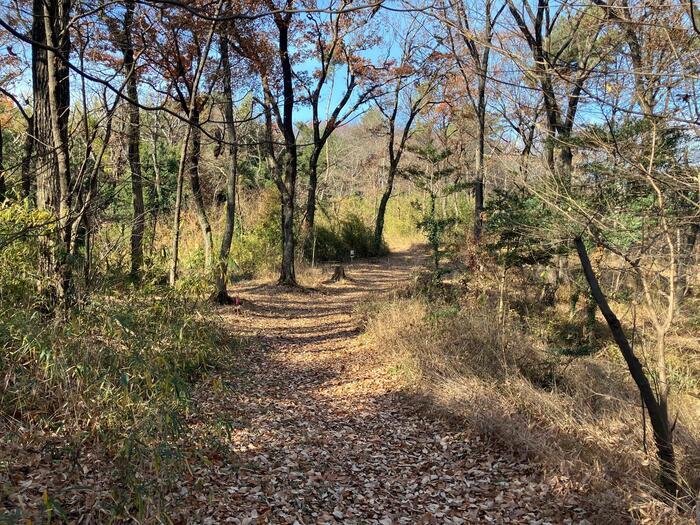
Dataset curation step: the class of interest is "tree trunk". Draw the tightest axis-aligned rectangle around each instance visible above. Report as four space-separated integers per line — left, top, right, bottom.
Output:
0 120 5 202
304 149 321 238
575 237 679 497
168 128 190 286
676 224 698 307
279 179 296 285
188 108 213 270
214 34 238 304
329 264 346 282
149 126 161 257
276 14 297 287
655 330 672 468
473 76 487 241
33 0 73 309
556 139 573 186
168 5 219 285
373 164 396 252
473 123 485 241
123 0 145 280
302 146 324 258
498 263 507 324
540 77 558 173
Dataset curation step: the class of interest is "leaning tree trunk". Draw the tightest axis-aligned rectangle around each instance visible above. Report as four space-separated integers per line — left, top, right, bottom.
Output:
123 0 145 280
302 146 324 258
304 148 321 237
374 164 396 252
33 0 73 309
188 108 214 270
214 34 238 304
575 237 679 497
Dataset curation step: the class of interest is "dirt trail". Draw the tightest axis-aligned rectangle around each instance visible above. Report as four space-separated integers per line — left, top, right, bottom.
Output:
183 250 589 524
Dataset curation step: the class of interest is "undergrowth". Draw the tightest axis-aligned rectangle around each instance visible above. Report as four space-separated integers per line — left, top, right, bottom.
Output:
143 189 409 283
308 212 388 262
0 291 239 521
359 266 699 524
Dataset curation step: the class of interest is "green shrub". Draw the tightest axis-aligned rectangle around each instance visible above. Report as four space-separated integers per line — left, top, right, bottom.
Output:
0 201 52 307
340 213 386 257
331 193 425 247
307 213 387 262
0 291 237 514
231 190 281 278
0 292 231 430
309 223 348 262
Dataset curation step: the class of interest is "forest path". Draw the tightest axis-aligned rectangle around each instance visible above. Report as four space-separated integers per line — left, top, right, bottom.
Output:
183 249 587 524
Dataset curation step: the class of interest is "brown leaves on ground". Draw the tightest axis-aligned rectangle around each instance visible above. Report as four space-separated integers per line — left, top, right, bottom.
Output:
175 250 591 524
1 250 593 523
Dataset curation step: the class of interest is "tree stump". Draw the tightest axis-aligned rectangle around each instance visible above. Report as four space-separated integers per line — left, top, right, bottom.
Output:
329 264 347 282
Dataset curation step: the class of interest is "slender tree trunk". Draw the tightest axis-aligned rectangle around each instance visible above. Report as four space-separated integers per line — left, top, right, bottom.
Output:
305 151 320 232
473 114 485 241
214 34 238 303
169 129 190 286
279 174 296 285
540 76 558 173
575 237 679 496
123 0 145 280
303 147 322 252
149 126 161 257
82 164 98 286
655 329 672 457
518 122 535 182
152 133 162 205
473 63 488 241
676 224 698 307
188 108 214 270
0 120 5 202
498 263 507 325
374 163 396 252
167 0 220 285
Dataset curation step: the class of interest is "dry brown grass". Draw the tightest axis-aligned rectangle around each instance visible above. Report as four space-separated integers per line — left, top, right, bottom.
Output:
360 282 699 523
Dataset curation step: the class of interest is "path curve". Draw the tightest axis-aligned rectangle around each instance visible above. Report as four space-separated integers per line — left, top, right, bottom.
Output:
182 250 589 524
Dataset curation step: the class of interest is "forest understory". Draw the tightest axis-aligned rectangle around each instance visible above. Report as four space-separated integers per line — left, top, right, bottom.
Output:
1 243 697 523
0 248 609 523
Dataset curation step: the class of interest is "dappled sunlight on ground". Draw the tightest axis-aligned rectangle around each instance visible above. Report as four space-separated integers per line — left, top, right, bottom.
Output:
176 248 592 524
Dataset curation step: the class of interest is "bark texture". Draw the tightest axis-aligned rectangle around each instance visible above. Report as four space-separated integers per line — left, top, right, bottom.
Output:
122 0 145 279
214 34 238 304
33 0 73 308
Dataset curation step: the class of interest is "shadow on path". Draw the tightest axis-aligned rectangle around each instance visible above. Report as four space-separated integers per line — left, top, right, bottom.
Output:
179 247 590 524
